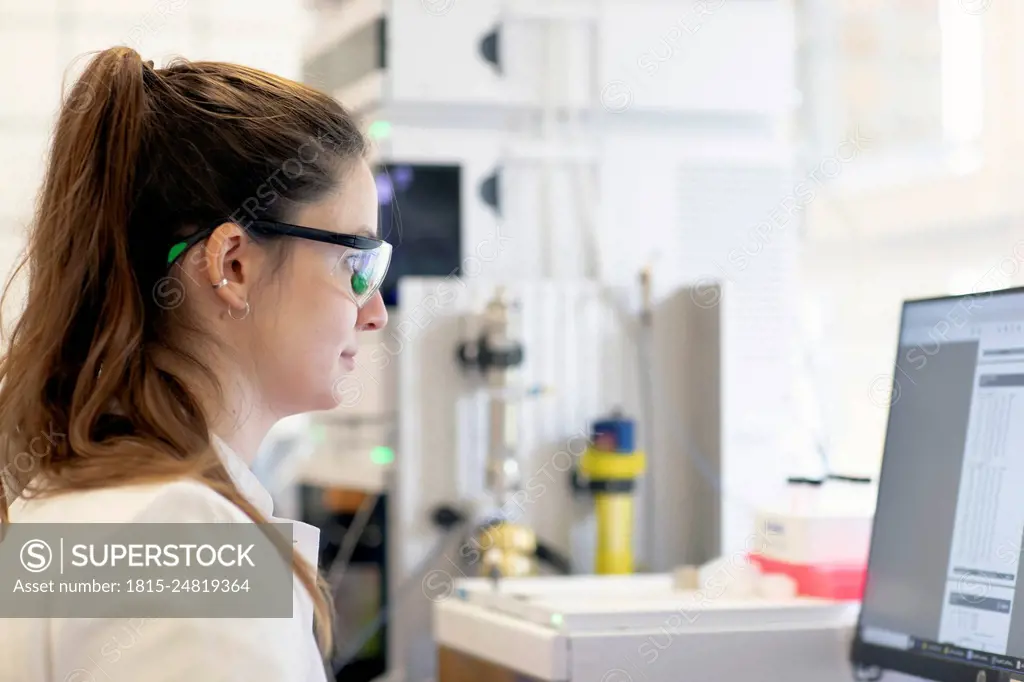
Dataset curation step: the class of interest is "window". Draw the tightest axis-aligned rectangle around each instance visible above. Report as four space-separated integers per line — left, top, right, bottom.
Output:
798 0 984 183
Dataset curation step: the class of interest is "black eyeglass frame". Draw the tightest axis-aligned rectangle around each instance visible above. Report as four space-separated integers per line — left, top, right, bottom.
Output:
166 219 386 265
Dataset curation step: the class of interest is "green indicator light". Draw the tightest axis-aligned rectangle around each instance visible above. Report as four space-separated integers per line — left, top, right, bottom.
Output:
368 120 392 140
551 613 563 627
371 446 394 465
311 425 326 444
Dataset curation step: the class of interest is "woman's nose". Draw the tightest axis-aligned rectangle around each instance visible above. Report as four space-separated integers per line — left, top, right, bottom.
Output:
357 291 388 331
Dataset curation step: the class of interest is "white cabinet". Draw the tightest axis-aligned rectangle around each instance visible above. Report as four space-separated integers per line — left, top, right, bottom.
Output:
387 0 515 106
304 0 522 111
306 0 796 116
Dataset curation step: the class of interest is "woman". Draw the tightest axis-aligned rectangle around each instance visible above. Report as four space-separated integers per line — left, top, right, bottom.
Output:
0 46 389 681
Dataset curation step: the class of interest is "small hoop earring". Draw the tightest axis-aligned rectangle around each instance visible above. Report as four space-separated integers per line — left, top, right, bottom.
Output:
229 301 250 320
212 278 229 289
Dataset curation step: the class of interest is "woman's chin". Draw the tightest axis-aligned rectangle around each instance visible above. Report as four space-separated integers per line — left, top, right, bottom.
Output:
328 374 363 410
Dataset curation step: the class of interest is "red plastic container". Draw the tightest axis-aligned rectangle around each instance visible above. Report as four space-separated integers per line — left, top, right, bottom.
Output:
748 553 866 601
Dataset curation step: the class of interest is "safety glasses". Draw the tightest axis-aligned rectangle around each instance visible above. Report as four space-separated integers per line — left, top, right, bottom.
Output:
167 219 392 308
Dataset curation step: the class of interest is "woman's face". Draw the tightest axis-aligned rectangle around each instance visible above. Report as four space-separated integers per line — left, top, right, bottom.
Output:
262 159 388 414
202 158 389 417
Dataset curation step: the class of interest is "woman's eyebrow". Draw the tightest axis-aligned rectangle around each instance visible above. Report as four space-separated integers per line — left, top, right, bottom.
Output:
352 225 378 238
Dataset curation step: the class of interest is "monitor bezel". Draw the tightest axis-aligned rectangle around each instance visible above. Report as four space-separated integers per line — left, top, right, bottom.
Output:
851 640 1002 682
850 285 1024 682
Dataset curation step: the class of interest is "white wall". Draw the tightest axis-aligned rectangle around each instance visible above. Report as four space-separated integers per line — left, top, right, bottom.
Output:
0 0 310 318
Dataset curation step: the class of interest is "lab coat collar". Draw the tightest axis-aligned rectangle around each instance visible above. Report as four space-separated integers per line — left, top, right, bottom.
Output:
210 435 321 568
211 434 276 518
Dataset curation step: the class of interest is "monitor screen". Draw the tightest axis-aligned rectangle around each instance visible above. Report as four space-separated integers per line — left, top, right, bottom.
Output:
853 288 1024 681
375 163 461 307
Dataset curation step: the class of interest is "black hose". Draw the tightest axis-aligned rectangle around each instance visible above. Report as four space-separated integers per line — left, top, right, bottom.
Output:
828 474 873 484
535 540 572 574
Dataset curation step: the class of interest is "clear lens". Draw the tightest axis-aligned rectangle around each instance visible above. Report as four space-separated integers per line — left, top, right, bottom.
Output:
336 243 391 307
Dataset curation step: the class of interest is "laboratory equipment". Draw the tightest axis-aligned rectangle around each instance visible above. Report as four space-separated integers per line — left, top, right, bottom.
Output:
747 477 873 601
374 163 462 308
575 411 646 574
851 287 1024 681
434 574 857 682
301 2 807 680
754 479 874 566
455 286 526 514
455 286 536 579
390 277 811 682
302 0 795 117
392 278 639 682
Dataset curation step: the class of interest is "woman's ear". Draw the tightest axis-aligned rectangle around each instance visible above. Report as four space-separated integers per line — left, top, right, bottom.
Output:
204 222 253 312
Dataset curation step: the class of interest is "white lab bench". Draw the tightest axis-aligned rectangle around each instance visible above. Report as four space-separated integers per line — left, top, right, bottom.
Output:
433 574 860 682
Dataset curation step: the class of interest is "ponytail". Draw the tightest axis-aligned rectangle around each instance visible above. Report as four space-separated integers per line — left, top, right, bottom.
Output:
42 48 150 436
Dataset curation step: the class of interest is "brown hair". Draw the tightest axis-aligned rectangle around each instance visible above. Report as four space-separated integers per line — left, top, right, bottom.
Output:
0 46 368 654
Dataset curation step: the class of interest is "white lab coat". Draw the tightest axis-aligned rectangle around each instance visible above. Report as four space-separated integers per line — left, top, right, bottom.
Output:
0 436 329 682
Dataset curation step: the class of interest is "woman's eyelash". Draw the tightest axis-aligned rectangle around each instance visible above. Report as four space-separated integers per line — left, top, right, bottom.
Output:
333 253 362 275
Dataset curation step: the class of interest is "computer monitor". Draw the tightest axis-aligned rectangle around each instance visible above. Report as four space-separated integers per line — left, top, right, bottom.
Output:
852 287 1024 682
